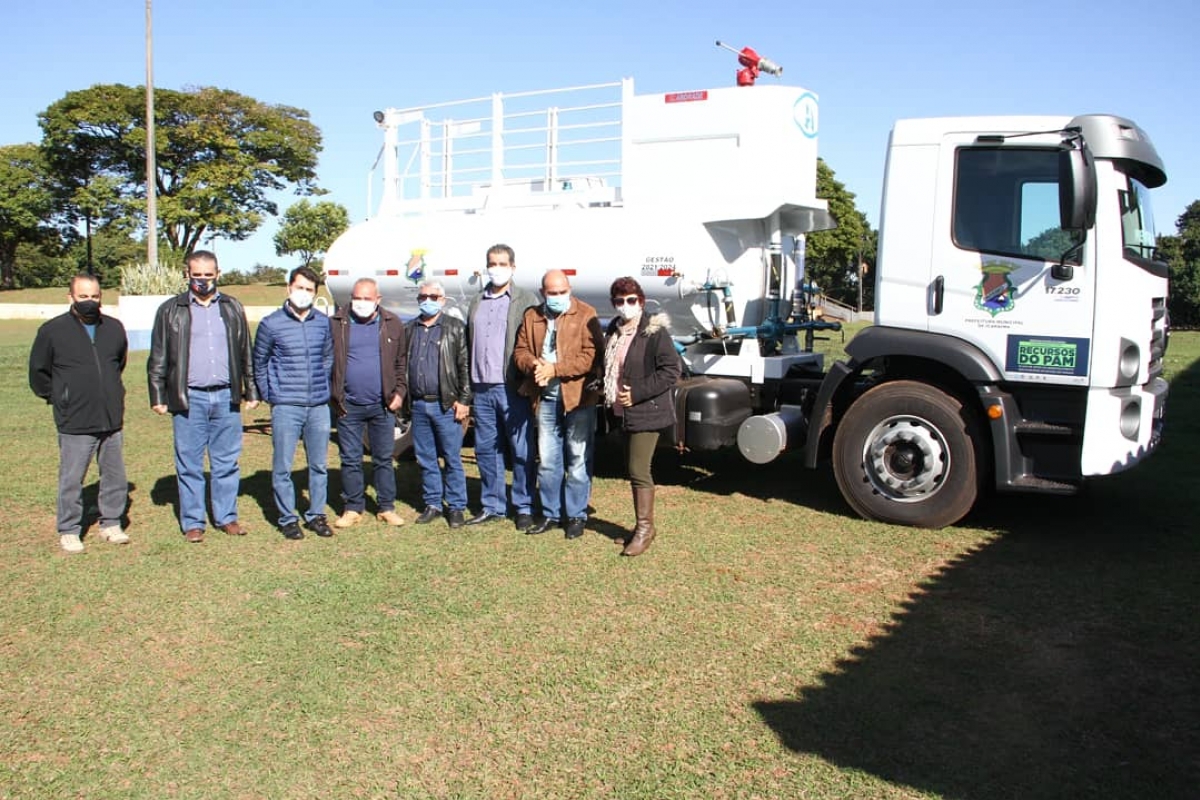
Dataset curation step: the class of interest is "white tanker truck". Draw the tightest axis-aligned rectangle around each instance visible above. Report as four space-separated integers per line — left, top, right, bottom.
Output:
324 71 1169 529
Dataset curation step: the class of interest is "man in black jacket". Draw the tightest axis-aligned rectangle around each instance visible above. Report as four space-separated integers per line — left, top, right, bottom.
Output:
29 274 129 554
147 250 260 544
404 280 471 528
329 277 408 530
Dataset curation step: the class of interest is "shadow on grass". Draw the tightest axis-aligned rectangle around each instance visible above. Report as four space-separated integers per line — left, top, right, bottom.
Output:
752 357 1200 799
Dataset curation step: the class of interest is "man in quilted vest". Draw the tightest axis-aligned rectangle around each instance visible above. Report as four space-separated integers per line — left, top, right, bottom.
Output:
253 266 334 540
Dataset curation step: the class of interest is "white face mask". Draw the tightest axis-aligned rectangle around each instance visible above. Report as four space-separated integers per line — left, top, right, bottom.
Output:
289 289 314 310
487 266 513 288
617 303 642 321
351 300 377 319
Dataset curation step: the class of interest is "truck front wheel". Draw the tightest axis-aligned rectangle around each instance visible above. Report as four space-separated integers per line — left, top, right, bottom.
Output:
832 380 983 529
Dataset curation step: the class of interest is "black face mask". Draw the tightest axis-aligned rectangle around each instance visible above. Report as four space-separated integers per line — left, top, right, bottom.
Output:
72 299 101 323
190 277 216 297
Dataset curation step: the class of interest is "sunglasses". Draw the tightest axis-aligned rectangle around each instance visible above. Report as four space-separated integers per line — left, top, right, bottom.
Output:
611 296 641 307
416 293 443 301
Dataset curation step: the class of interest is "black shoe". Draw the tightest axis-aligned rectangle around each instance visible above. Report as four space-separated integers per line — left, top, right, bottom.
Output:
465 511 505 526
565 518 586 540
446 509 465 529
415 506 443 525
514 513 534 532
525 517 559 535
281 521 304 540
307 515 333 538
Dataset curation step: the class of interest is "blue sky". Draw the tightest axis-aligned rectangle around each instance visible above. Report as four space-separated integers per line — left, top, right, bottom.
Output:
3 0 1197 272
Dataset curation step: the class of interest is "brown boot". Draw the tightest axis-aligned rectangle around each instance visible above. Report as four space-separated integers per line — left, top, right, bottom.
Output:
621 486 656 557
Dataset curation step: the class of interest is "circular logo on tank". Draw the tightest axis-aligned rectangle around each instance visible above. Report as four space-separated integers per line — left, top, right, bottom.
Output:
793 93 819 139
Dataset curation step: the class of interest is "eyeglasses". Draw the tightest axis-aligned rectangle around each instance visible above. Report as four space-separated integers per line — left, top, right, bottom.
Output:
416 294 443 301
611 296 641 306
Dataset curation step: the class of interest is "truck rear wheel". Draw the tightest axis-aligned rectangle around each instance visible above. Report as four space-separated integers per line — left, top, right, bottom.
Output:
832 380 983 529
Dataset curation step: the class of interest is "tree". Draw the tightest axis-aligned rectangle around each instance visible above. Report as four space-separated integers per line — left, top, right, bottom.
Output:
39 84 323 258
0 144 56 289
805 159 875 307
1160 200 1200 329
273 199 350 271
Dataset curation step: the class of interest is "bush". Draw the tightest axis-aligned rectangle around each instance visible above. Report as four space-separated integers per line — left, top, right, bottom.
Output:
119 261 187 295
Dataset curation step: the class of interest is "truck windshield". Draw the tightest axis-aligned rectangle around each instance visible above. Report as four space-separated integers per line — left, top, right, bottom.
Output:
1119 175 1161 263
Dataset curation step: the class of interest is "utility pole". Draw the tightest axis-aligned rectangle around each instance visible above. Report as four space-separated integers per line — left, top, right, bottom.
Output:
145 0 158 268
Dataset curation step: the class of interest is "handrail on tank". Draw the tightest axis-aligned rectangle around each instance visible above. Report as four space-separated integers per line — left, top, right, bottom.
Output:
370 79 631 217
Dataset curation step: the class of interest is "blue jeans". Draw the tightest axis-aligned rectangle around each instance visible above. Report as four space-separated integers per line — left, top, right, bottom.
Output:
57 431 127 536
336 402 397 513
536 394 596 520
411 398 468 511
173 388 243 532
471 383 535 516
270 404 330 526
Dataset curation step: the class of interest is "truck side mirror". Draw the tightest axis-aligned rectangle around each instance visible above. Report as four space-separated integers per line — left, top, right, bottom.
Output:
1058 143 1097 231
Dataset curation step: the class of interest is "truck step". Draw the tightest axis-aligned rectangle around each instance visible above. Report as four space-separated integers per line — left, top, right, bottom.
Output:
1014 421 1079 437
1008 475 1080 494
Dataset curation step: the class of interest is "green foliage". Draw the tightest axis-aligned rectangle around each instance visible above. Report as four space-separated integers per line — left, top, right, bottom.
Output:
0 143 57 289
1024 227 1078 261
805 159 876 308
118 260 186 295
273 199 350 270
38 84 323 256
11 242 74 289
71 224 145 288
1160 201 1200 329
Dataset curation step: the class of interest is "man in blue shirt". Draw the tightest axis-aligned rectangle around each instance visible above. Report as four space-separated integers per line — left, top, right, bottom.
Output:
329 278 408 529
464 244 540 531
148 251 260 544
253 266 334 540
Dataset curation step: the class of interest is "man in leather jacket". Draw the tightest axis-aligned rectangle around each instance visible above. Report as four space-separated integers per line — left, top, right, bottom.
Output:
147 250 259 543
404 280 471 528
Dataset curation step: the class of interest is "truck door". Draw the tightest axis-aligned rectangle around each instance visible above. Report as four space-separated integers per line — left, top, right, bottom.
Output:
929 139 1095 386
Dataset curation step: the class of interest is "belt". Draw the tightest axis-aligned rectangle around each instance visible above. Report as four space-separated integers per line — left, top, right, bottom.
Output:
416 394 440 402
189 384 230 392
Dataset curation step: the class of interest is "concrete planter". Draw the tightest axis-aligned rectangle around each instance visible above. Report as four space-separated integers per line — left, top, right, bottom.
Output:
118 295 170 351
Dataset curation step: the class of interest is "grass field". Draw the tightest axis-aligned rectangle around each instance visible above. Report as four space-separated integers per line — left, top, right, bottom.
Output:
1 319 1197 799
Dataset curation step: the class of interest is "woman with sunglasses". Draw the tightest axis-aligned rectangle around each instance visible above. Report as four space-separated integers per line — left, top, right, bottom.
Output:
602 277 681 556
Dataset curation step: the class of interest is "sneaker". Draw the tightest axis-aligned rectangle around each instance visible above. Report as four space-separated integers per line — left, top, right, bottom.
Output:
446 509 465 529
333 510 362 529
415 506 443 525
60 533 85 554
565 518 586 540
377 510 405 527
281 521 304 540
307 516 334 538
97 525 130 544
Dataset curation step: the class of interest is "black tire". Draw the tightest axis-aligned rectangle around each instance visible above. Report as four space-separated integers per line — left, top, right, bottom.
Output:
832 380 984 529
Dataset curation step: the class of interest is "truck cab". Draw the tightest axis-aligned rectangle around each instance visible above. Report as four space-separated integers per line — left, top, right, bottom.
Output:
828 115 1169 524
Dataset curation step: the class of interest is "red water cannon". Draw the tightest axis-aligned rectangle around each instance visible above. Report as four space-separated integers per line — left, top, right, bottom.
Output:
716 40 783 86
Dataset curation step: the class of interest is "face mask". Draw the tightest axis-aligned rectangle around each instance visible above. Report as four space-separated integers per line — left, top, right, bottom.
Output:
289 289 314 310
72 299 101 322
544 293 570 315
487 267 513 288
190 277 216 296
617 303 642 322
418 299 442 318
351 300 378 319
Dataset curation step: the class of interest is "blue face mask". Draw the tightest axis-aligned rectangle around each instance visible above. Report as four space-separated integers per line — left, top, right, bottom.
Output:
418 299 442 318
545 293 570 315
